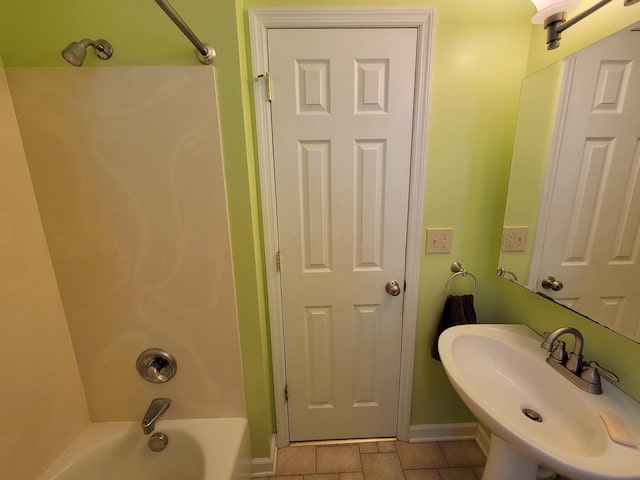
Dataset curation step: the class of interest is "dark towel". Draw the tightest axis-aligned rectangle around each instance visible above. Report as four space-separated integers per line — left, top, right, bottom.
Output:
431 294 477 361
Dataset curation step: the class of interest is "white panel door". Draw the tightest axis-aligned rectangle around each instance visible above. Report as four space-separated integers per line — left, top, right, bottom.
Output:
268 28 417 441
534 27 640 339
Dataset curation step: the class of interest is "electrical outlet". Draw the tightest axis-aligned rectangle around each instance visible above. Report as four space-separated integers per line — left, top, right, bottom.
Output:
425 228 453 254
501 226 528 252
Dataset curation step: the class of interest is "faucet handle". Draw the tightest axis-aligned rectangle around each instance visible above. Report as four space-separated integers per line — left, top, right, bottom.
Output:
148 357 168 377
581 361 620 386
137 349 177 383
550 340 568 364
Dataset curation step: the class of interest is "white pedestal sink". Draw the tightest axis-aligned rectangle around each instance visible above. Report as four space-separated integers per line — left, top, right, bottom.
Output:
438 324 640 480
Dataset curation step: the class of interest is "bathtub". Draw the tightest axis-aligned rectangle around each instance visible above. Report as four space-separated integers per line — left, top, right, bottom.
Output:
38 418 251 480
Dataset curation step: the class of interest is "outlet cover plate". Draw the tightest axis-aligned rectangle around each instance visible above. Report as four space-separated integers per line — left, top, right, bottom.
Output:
426 228 453 254
501 226 528 252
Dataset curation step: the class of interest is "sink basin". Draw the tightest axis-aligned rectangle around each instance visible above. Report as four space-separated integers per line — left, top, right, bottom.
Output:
438 324 640 480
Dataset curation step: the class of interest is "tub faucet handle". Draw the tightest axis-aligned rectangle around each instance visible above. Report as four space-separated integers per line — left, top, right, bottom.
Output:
136 348 177 383
148 357 168 377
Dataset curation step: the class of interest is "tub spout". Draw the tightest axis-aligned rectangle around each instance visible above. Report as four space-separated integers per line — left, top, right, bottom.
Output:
142 398 171 435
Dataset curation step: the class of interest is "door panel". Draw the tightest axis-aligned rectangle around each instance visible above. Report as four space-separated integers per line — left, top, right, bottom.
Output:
268 28 417 440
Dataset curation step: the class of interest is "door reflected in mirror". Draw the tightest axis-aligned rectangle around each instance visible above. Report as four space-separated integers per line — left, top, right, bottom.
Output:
499 21 640 342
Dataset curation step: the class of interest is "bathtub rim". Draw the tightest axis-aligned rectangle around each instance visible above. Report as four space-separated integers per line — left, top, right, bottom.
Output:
37 417 250 480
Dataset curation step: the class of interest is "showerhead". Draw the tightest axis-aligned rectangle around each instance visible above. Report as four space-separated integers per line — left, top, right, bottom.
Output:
61 38 113 66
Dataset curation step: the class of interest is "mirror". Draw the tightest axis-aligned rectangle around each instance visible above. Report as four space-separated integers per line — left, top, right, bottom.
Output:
499 21 640 342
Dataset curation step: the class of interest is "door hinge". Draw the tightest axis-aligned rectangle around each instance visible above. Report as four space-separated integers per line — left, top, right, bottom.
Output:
284 384 288 402
276 251 281 272
257 72 272 102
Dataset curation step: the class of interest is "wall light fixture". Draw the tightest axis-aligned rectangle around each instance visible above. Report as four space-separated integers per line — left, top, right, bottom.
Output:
531 0 640 49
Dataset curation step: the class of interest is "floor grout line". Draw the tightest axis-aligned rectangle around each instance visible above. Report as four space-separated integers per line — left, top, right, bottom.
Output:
272 439 486 480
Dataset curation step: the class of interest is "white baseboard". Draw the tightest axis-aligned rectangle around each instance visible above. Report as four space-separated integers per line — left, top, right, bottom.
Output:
251 434 277 477
475 423 491 456
408 422 480 443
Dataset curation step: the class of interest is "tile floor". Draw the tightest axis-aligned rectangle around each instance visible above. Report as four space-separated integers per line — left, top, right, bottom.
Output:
269 439 487 480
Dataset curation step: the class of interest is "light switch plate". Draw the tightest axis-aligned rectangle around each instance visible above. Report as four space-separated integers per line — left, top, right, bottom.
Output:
501 226 528 252
426 228 453 254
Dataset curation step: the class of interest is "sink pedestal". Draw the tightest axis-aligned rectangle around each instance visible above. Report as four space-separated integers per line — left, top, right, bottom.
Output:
483 434 539 480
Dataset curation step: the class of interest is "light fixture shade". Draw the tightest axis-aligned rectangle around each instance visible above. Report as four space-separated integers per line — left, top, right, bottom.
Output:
530 0 580 23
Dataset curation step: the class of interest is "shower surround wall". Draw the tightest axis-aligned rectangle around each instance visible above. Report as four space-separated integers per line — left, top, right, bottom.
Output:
0 65 89 479
6 66 246 422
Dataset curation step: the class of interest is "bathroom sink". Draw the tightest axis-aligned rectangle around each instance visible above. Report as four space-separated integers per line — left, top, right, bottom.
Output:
438 324 640 480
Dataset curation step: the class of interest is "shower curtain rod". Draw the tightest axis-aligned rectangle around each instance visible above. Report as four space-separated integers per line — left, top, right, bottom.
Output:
154 0 216 64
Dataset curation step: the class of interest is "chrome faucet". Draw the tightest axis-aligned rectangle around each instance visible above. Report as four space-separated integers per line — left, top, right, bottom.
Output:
541 327 618 394
141 398 171 434
542 326 584 373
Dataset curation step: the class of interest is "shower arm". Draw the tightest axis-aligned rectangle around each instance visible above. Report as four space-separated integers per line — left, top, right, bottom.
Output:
154 0 216 64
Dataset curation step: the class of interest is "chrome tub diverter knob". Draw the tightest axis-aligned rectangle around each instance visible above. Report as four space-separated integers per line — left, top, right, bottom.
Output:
136 348 177 383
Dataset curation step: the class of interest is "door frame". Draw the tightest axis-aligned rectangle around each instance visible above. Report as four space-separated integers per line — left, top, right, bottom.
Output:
249 7 433 447
528 57 575 291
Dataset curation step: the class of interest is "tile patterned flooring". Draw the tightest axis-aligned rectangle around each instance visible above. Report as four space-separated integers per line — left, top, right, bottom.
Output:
268 440 487 480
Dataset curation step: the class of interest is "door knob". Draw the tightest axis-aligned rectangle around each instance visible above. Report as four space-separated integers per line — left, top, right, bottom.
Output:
385 280 401 296
541 276 563 292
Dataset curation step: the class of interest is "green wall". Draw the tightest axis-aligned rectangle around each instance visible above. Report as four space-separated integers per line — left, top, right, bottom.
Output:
2 0 640 460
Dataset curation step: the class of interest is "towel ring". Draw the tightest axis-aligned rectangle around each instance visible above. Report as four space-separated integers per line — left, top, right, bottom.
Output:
445 262 478 296
497 267 518 282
